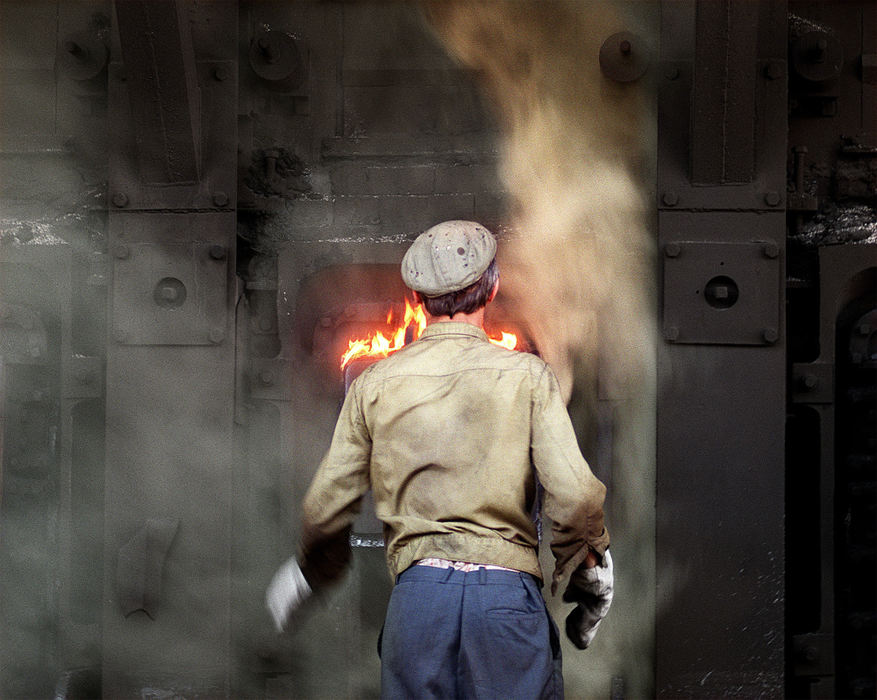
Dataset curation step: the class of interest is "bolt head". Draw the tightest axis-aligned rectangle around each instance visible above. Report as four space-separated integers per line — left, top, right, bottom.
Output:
113 244 130 260
764 191 781 207
763 328 779 343
664 326 680 341
209 244 227 260
212 192 229 208
662 191 679 207
762 242 780 259
209 328 225 344
664 242 681 258
112 192 129 208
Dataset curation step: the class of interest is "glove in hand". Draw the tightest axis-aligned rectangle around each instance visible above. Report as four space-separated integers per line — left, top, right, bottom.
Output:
266 557 312 632
563 549 614 650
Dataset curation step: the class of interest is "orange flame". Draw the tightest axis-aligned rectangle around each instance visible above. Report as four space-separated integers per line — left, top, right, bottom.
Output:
340 300 518 369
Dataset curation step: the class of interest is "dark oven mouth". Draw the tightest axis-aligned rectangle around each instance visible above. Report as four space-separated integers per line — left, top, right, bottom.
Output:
294 263 535 391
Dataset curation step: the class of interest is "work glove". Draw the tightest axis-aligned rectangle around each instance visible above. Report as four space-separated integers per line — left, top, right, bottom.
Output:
563 549 614 650
266 557 312 632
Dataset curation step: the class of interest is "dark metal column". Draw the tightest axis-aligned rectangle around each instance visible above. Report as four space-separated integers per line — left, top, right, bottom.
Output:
103 1 238 695
656 0 787 695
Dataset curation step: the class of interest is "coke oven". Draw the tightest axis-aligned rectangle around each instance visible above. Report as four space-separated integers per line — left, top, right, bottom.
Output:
0 1 873 698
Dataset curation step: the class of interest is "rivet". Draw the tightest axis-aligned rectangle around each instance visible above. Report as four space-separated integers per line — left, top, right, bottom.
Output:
259 370 275 386
209 328 225 344
800 373 819 390
764 191 781 207
212 191 229 208
664 326 679 341
857 323 871 336
213 65 228 81
112 192 129 208
113 244 130 260
665 67 680 81
259 317 273 332
209 244 227 260
763 328 779 343
762 242 780 259
662 191 679 207
664 242 681 258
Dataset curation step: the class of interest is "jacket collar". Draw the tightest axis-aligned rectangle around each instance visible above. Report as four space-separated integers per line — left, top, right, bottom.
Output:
419 321 488 342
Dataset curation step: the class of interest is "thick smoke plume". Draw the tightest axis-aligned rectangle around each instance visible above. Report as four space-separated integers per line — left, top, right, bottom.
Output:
421 0 656 400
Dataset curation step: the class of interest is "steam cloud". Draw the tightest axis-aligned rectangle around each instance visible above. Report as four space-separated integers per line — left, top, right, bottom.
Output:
421 0 656 400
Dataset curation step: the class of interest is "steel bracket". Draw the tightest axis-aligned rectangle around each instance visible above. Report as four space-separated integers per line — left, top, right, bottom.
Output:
662 240 781 345
110 212 233 345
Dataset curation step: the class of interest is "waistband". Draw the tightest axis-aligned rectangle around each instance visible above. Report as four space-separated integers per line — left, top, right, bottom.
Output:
416 558 519 573
397 562 539 587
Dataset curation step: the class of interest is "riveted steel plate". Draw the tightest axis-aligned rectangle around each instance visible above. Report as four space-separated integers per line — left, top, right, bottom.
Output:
662 240 781 345
110 213 233 345
108 60 237 210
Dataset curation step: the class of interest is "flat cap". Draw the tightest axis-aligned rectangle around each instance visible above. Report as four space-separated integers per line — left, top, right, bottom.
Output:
401 220 497 296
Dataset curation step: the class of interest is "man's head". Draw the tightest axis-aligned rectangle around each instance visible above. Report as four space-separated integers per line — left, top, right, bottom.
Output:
401 220 499 318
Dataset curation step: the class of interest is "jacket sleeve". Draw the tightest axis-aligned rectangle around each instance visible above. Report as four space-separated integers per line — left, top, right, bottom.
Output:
298 379 372 589
530 363 610 595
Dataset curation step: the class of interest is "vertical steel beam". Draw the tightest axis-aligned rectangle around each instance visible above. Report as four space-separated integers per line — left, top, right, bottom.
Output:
114 0 201 184
103 1 238 696
656 0 788 695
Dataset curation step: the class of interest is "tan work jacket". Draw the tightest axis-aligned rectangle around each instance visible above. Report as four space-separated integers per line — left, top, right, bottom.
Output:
299 321 609 595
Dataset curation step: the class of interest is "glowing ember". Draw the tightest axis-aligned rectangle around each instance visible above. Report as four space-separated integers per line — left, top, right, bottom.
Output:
340 299 519 369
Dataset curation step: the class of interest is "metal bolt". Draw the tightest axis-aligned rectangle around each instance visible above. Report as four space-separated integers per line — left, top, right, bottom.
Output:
212 191 229 208
857 323 871 336
763 328 779 344
113 244 130 260
619 39 632 55
764 191 781 207
665 67 680 81
257 36 278 64
159 284 179 302
259 370 275 386
209 244 227 260
664 326 679 341
213 65 228 81
800 373 819 390
209 328 225 344
664 242 681 258
762 242 780 259
112 192 129 208
662 191 679 207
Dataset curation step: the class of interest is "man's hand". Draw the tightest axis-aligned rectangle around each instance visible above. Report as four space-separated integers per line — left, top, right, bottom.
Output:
564 549 613 649
266 557 312 632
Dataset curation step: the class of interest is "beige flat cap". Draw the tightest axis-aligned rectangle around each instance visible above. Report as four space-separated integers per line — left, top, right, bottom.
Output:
401 220 497 296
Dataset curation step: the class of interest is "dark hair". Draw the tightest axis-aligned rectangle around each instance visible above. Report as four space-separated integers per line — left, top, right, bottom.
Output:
420 258 499 318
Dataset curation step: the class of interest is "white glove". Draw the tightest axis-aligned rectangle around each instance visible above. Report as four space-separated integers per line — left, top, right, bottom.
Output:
564 549 614 649
266 557 312 632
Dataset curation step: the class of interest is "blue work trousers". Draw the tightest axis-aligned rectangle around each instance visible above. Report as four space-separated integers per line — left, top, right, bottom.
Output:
380 564 563 699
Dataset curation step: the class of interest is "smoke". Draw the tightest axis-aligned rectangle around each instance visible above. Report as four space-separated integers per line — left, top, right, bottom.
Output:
421 0 656 401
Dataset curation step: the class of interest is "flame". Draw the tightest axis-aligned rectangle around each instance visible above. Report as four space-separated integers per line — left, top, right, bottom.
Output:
340 299 518 369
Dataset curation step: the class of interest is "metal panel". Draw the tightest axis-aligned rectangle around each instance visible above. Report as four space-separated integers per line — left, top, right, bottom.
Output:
662 240 781 344
656 0 787 695
110 213 230 345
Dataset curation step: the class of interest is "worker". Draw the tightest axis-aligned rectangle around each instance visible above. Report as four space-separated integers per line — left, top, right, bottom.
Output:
267 220 613 699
